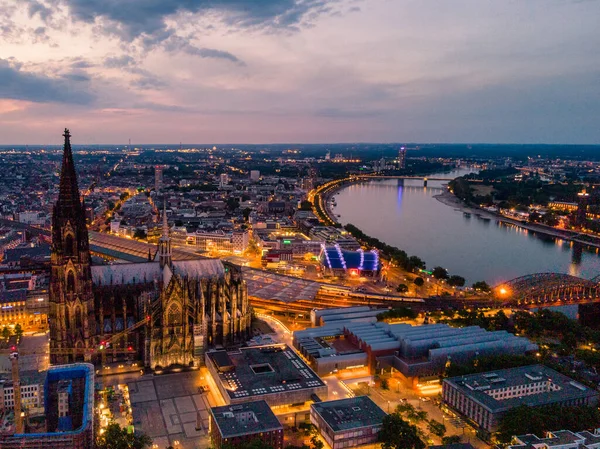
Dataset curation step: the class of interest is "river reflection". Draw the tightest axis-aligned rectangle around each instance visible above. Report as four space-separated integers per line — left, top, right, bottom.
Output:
334 169 600 285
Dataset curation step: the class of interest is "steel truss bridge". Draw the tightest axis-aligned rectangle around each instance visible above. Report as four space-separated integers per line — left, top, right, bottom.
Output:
495 273 600 308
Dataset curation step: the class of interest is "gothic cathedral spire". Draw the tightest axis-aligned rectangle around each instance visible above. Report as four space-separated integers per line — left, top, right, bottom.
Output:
49 128 95 364
158 199 172 268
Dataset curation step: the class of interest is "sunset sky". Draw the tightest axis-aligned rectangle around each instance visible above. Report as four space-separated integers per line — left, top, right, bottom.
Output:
1 0 599 145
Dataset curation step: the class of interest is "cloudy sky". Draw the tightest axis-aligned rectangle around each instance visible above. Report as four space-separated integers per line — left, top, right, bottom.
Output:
1 0 599 145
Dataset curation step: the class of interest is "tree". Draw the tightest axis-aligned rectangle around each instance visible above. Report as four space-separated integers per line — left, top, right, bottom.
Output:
1 327 10 341
310 435 324 449
96 423 152 449
120 192 130 201
529 211 542 223
427 419 446 438
243 207 252 221
377 307 417 322
472 281 491 292
413 277 425 287
447 275 465 287
395 403 428 424
299 200 313 211
14 324 23 342
226 197 240 211
133 229 147 240
396 284 409 294
380 414 425 449
381 379 389 390
432 266 448 280
441 435 461 445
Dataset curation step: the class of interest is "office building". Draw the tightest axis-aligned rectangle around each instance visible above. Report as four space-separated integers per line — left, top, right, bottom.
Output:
0 371 45 414
310 396 385 449
398 147 406 169
206 344 327 407
443 365 599 434
155 165 163 191
295 319 538 381
209 400 283 449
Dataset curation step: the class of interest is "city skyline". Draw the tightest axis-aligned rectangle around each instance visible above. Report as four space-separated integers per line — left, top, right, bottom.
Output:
1 0 599 145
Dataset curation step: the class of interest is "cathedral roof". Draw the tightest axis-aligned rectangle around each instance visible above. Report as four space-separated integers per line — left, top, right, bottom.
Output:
91 259 225 286
91 262 162 286
171 259 225 279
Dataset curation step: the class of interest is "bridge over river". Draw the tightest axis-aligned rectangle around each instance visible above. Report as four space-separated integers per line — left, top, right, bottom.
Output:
495 273 600 308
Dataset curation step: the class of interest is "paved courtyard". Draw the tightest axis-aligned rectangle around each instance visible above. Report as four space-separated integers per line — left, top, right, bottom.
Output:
128 371 217 449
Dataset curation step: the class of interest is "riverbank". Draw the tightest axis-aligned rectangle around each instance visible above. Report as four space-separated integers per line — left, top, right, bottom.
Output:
434 189 600 250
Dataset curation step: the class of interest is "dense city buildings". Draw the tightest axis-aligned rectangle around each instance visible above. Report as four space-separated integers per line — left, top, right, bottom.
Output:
442 365 599 434
206 344 327 407
49 130 251 368
0 363 94 449
209 400 283 449
0 370 45 413
310 396 386 449
0 272 48 330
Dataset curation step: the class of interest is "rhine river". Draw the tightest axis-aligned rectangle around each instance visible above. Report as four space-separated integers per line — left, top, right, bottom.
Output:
334 168 600 286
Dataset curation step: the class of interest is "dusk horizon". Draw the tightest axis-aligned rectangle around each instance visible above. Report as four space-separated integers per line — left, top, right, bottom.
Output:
2 0 600 145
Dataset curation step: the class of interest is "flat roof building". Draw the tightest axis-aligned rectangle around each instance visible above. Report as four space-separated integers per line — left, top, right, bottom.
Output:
509 429 600 449
209 400 283 449
310 396 385 449
443 365 599 434
206 344 327 407
294 320 537 380
319 244 380 277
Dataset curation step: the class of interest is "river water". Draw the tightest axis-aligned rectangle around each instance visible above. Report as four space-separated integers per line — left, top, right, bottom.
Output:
334 168 600 285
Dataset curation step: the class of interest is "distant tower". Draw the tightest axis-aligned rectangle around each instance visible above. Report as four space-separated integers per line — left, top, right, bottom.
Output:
155 165 163 192
398 147 407 169
158 201 172 268
49 129 95 364
576 189 590 227
219 173 229 188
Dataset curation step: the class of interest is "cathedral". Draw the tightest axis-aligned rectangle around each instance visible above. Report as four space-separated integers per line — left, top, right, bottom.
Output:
49 129 252 369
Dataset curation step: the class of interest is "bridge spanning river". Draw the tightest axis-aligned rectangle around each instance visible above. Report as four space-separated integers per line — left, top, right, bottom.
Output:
495 273 600 308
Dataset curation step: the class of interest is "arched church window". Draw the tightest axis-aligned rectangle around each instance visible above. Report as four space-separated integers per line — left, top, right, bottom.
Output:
66 271 75 293
75 306 82 329
167 303 182 326
65 234 75 257
65 306 70 327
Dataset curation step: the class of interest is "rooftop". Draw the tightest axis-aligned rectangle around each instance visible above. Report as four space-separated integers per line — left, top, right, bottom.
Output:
210 400 282 438
320 245 379 272
206 344 325 401
311 396 386 432
444 364 599 413
242 267 321 302
510 430 595 449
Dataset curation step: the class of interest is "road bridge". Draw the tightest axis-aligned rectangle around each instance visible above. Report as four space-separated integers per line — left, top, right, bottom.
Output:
494 273 600 308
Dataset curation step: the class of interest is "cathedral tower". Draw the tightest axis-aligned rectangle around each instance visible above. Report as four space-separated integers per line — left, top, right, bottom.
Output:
49 129 95 364
158 200 172 268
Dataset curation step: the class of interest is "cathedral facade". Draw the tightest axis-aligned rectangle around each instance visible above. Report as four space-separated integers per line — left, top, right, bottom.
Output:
49 129 252 369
